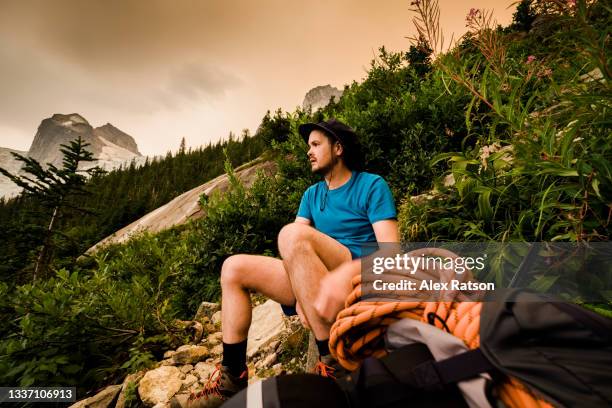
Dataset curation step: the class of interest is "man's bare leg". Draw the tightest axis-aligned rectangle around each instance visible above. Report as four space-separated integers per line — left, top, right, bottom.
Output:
277 223 352 341
171 256 292 405
220 254 295 343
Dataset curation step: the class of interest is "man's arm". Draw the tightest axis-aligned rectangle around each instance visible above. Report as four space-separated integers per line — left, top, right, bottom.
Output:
315 219 399 323
372 219 399 243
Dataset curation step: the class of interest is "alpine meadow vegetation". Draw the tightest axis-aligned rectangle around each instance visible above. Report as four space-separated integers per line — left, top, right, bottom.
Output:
0 0 610 397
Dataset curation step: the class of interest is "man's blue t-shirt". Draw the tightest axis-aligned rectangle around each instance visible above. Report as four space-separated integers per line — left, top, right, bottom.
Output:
297 171 396 258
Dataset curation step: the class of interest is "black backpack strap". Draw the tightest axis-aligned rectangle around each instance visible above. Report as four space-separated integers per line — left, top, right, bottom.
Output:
340 344 484 408
411 348 497 390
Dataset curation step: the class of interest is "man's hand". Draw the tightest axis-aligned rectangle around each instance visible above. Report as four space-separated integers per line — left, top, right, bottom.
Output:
315 260 361 324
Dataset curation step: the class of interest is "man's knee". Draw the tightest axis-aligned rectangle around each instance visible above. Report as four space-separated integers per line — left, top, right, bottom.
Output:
220 254 248 288
278 223 313 256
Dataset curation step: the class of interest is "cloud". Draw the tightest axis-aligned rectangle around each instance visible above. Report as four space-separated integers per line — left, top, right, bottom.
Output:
0 37 240 140
0 0 515 154
164 61 243 104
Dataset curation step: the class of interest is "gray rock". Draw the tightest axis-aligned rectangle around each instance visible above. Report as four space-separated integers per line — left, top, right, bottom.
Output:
206 332 223 346
115 371 145 408
261 353 277 368
1 113 143 200
85 159 276 253
580 68 604 83
211 311 222 326
193 362 216 380
69 384 121 408
138 366 182 406
410 193 438 206
302 85 343 111
210 344 223 356
172 345 209 365
182 374 198 388
93 123 140 155
0 147 27 199
194 302 220 322
28 113 140 172
246 300 286 358
179 364 193 374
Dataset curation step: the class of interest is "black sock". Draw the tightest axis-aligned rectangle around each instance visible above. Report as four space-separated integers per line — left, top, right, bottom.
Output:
316 338 330 357
222 340 247 377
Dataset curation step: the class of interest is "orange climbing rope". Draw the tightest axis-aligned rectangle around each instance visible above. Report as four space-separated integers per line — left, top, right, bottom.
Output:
329 272 554 408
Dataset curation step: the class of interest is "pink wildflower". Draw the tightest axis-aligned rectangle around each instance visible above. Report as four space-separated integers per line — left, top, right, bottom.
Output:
567 0 576 7
526 55 536 64
466 8 480 23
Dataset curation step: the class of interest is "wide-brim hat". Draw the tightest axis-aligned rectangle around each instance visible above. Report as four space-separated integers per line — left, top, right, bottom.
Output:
298 118 358 146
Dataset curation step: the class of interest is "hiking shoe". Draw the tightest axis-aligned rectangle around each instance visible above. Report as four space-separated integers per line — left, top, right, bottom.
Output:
170 364 247 408
313 354 351 381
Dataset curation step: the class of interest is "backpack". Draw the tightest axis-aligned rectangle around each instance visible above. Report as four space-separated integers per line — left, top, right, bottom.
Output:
343 289 612 408
223 289 612 408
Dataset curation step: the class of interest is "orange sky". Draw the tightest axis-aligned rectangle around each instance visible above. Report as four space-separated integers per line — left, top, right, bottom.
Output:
0 0 516 156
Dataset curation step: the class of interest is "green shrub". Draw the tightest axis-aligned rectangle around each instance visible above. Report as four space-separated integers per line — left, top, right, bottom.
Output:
0 249 180 390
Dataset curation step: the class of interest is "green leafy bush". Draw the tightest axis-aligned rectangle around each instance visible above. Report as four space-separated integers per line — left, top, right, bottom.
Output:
0 253 179 390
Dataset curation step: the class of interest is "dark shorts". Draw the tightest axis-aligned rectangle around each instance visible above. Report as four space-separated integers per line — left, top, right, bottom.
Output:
280 303 298 316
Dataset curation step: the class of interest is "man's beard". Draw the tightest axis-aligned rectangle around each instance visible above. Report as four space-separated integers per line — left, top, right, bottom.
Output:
312 160 335 175
312 154 339 175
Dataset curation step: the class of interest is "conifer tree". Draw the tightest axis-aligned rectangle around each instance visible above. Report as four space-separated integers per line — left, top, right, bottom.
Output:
179 137 186 154
0 137 100 280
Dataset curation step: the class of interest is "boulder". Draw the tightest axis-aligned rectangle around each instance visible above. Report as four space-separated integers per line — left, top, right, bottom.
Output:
246 300 286 358
179 364 193 374
206 332 223 346
172 345 209 365
86 159 276 253
211 311 222 326
210 344 223 356
138 366 182 406
115 371 145 408
182 374 198 389
194 302 220 322
69 384 121 408
193 362 216 381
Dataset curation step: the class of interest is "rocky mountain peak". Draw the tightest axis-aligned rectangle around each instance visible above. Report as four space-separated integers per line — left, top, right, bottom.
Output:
94 123 140 155
27 113 96 167
0 113 143 198
50 113 90 127
25 113 141 169
302 85 343 111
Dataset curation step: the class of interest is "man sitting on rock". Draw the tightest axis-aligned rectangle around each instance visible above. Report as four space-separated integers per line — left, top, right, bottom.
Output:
172 118 398 408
